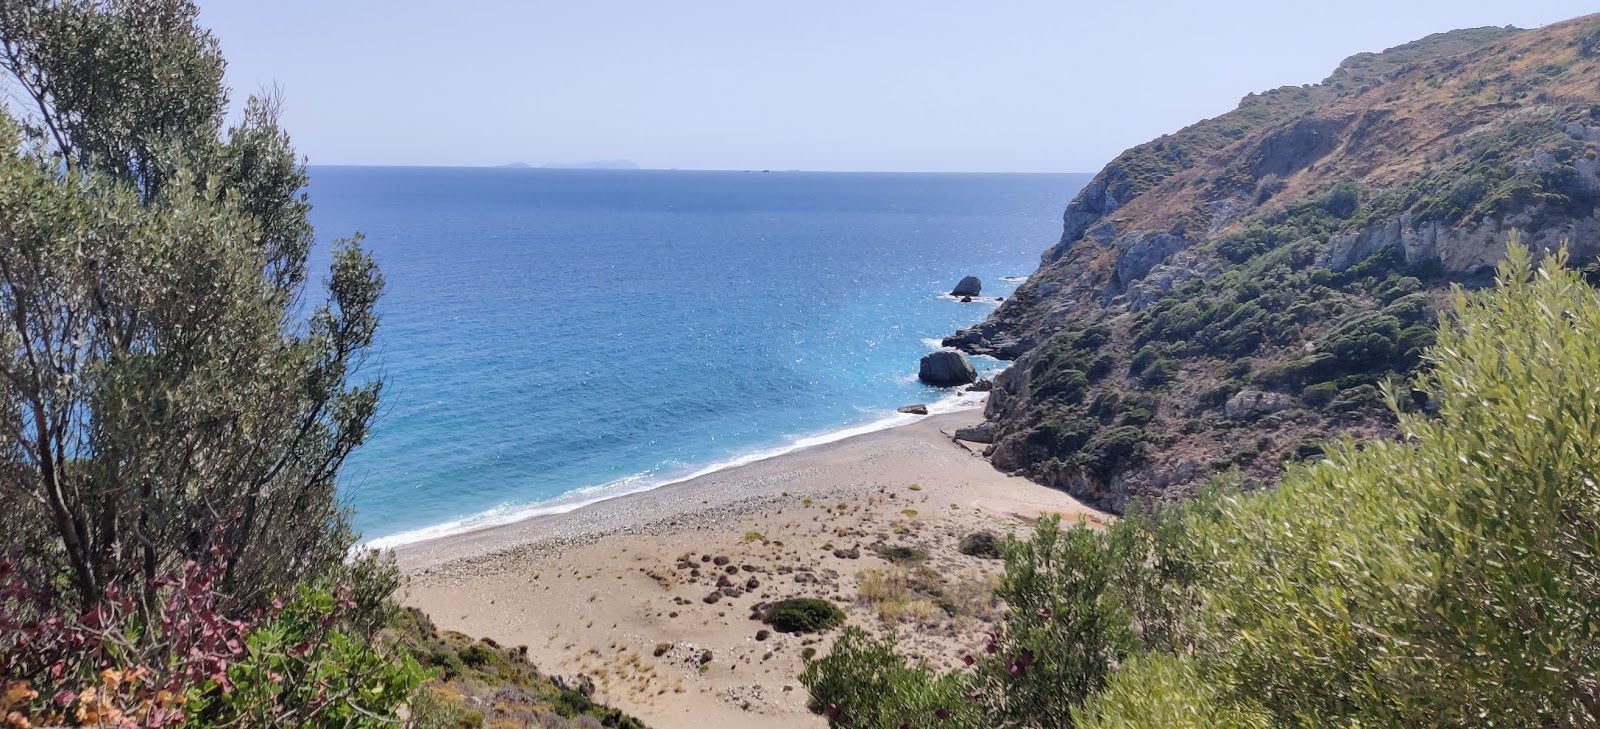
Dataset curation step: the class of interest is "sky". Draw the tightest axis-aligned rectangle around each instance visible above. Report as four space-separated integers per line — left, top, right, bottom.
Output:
197 1 1599 173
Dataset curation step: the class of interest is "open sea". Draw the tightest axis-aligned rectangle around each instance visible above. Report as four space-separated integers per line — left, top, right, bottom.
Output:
303 167 1090 546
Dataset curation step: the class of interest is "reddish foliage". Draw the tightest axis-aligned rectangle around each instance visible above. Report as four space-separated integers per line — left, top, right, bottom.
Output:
0 555 279 727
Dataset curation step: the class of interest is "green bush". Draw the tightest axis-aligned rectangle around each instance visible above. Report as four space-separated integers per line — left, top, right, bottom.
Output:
1027 415 1100 455
1089 243 1600 725
1139 358 1176 388
1074 655 1269 729
1035 367 1090 403
1300 381 1338 407
800 629 980 728
1079 426 1148 480
763 598 847 633
877 546 929 564
958 531 1003 559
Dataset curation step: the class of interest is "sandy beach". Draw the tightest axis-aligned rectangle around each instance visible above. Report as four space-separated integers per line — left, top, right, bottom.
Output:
396 407 1106 729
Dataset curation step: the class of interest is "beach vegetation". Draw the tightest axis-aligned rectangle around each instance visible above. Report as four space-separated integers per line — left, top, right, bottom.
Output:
957 531 1003 559
763 598 847 633
805 244 1600 727
876 546 929 565
859 566 999 624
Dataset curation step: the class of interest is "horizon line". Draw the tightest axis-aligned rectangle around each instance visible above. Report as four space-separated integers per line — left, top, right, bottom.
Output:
304 163 1095 176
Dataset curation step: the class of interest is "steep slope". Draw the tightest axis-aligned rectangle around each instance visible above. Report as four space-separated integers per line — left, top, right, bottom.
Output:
948 15 1600 511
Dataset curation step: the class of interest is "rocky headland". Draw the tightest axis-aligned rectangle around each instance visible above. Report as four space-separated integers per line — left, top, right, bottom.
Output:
945 15 1600 511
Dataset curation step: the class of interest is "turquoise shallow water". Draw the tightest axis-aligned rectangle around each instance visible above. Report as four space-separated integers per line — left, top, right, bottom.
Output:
303 167 1089 545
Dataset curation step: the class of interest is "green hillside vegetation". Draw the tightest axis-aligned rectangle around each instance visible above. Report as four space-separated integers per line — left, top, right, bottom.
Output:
956 14 1600 511
807 242 1600 726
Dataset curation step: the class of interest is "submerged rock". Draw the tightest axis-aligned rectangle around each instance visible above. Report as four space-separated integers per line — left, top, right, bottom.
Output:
951 276 982 297
897 404 929 415
919 351 977 386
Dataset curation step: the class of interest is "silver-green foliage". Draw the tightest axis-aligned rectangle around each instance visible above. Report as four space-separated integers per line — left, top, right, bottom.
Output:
1082 241 1600 726
0 0 383 611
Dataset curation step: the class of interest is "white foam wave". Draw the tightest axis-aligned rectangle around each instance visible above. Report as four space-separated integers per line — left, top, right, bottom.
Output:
360 384 1000 551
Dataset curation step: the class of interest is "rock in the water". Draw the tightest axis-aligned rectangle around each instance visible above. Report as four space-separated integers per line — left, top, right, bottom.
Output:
951 276 982 297
1225 390 1293 420
919 351 977 386
897 404 929 415
967 378 994 392
960 296 974 303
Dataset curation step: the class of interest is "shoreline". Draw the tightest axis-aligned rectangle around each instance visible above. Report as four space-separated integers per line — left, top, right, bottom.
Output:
398 407 1106 729
372 384 992 553
391 407 1021 571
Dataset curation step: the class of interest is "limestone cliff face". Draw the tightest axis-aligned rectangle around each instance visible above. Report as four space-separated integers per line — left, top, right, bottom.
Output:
950 16 1600 511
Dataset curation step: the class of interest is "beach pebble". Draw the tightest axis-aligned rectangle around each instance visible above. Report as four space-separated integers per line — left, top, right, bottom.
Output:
755 629 770 641
713 556 731 566
703 592 722 604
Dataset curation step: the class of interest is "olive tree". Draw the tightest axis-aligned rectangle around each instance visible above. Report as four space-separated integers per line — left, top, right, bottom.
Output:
0 0 382 611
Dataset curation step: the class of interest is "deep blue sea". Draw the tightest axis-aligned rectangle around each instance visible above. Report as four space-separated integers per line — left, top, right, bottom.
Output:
303 167 1089 546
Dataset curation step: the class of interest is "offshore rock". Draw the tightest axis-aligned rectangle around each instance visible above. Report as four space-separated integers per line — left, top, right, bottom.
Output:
918 351 977 386
951 276 982 297
897 404 929 415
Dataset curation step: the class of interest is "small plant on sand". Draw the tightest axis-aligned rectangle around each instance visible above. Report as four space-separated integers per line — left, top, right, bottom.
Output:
958 531 1004 559
877 546 929 565
901 509 919 517
743 531 767 543
907 484 923 491
763 598 847 633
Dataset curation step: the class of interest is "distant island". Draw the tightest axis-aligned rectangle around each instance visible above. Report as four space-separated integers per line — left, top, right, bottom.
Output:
497 159 641 170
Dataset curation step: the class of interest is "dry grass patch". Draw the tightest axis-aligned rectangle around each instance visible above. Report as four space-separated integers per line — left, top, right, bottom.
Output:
857 567 999 624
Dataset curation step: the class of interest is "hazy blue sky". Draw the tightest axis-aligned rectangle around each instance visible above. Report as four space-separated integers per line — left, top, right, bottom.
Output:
198 1 1597 172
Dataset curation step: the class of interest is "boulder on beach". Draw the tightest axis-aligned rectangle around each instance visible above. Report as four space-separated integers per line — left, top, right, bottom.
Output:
954 421 997 444
951 276 982 297
919 351 977 386
897 404 929 415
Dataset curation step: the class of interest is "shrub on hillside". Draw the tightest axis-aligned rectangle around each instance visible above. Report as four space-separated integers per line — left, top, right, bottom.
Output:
1083 242 1600 725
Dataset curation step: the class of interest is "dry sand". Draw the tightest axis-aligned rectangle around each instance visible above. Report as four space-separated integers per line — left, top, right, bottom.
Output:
396 406 1106 729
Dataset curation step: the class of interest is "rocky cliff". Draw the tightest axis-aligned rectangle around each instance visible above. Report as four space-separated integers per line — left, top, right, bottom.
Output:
949 15 1600 511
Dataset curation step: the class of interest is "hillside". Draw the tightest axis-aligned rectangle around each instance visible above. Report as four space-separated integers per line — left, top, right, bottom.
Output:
947 15 1600 510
